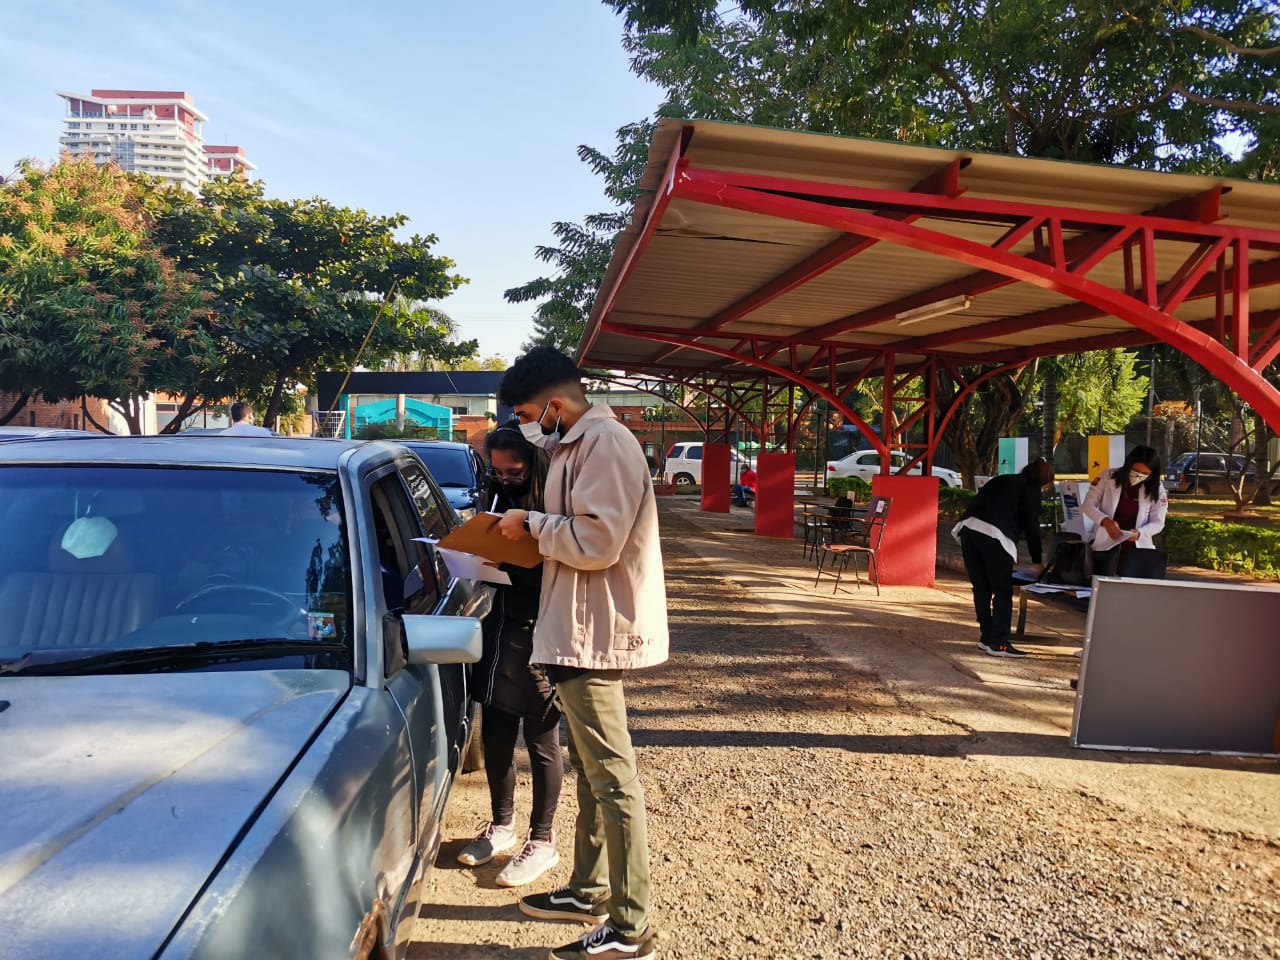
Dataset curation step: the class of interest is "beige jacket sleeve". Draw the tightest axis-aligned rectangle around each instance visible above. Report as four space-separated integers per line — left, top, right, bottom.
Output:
526 427 646 572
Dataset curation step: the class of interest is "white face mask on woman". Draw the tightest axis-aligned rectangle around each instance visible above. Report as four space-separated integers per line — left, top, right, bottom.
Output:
1128 469 1150 487
519 401 561 451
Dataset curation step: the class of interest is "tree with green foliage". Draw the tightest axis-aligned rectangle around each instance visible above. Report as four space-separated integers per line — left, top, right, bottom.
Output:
147 175 473 428
0 158 219 433
1053 349 1149 437
609 0 1279 173
510 1 1278 477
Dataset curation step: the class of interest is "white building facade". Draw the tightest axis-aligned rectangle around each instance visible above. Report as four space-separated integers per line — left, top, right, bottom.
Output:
57 89 254 192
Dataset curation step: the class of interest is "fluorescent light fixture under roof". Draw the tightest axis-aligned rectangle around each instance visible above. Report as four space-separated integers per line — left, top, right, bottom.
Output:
894 295 973 326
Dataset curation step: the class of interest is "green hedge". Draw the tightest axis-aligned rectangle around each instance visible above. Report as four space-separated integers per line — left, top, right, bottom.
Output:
827 476 872 500
1157 516 1280 580
938 487 976 521
929 487 1280 578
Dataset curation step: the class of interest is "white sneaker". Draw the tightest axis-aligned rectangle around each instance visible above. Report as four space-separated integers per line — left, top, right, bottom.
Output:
495 833 560 887
456 821 517 867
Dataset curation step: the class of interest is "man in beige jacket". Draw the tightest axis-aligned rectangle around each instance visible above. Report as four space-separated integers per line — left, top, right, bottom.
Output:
494 347 668 960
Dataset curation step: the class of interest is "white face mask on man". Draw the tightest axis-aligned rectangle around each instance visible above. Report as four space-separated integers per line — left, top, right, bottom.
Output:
519 401 561 451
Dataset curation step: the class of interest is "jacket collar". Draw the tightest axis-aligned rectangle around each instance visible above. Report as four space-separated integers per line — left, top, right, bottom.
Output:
557 404 616 446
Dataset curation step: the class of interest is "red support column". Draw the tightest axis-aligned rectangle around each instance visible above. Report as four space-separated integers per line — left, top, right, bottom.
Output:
870 475 939 588
700 443 732 513
754 451 795 539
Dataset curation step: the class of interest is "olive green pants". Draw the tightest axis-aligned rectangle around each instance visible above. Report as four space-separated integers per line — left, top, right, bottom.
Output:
557 670 651 937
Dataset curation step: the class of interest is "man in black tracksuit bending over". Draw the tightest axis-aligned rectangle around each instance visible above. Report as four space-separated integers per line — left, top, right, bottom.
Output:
952 458 1055 658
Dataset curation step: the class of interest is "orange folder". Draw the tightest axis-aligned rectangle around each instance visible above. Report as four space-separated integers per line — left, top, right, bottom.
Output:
436 513 543 568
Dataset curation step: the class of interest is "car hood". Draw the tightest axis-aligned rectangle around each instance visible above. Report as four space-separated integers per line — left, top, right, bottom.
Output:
0 670 349 959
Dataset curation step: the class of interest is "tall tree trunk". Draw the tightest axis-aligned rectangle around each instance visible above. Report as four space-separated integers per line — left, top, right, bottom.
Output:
81 398 117 435
0 393 30 426
1041 367 1059 463
158 394 203 434
109 397 144 435
263 372 289 431
1251 412 1274 506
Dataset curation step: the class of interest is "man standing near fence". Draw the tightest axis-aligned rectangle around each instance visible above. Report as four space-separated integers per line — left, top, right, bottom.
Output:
493 346 668 960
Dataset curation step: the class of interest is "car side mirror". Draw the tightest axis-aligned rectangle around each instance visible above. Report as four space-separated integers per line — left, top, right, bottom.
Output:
402 614 482 665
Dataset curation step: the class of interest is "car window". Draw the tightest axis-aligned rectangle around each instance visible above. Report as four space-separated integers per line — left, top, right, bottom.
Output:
399 459 453 593
1198 454 1224 471
368 473 439 617
410 445 474 488
857 453 880 466
0 465 350 667
689 446 703 461
890 453 908 469
667 444 684 459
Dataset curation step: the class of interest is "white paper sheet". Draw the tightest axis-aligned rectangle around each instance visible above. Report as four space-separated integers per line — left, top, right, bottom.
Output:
412 538 511 585
1022 583 1091 599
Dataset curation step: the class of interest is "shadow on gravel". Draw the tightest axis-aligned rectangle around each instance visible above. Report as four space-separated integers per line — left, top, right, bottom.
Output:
630 727 1280 771
406 941 545 960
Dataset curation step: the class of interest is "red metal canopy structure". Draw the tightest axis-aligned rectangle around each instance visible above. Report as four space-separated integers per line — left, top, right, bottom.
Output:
576 120 1280 581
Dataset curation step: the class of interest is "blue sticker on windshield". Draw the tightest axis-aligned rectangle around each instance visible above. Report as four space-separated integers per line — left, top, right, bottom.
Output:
308 613 336 640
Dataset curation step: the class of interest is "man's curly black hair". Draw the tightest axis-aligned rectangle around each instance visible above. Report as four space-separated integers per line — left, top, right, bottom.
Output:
498 346 584 406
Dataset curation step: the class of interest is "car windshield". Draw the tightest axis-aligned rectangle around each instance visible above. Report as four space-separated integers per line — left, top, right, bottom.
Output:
0 465 350 671
411 446 475 487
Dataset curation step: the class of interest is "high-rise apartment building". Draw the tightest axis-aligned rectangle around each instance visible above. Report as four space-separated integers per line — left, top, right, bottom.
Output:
56 89 255 191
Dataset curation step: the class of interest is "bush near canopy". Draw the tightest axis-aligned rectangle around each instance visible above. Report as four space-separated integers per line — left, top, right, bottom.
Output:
827 476 872 501
1156 517 1280 580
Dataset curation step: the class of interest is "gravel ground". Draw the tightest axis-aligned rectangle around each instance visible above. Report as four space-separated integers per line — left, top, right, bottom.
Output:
409 502 1279 959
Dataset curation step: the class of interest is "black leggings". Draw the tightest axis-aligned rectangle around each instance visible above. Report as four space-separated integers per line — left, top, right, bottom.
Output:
481 702 563 842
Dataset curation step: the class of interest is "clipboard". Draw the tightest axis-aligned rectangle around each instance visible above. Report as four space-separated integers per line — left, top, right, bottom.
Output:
436 512 543 568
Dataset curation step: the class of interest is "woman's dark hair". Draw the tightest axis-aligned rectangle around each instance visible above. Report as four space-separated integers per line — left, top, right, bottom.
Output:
498 346 584 406
1112 444 1163 499
484 419 549 510
1020 457 1054 486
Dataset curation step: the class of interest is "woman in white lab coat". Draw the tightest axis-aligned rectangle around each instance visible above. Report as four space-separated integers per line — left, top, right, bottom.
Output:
1081 445 1169 577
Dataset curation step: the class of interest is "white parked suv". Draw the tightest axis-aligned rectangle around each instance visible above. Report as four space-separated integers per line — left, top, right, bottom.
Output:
825 449 962 487
663 442 754 486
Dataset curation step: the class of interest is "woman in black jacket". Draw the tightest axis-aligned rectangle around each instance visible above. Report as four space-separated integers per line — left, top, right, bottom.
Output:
456 421 562 887
952 458 1055 659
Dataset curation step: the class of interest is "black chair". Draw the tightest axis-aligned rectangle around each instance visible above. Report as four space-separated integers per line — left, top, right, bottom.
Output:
1116 547 1168 579
814 497 891 595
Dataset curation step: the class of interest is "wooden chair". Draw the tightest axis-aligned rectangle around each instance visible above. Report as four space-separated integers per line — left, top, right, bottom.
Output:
813 497 891 595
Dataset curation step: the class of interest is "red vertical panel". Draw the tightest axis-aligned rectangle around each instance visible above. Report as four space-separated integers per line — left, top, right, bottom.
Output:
700 443 732 513
869 474 939 587
754 452 795 539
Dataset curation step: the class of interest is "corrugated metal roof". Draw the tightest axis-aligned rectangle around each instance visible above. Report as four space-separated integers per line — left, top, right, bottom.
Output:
579 119 1280 380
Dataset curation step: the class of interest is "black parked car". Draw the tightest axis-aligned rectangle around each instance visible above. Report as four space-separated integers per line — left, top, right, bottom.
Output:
1164 451 1264 494
401 440 487 519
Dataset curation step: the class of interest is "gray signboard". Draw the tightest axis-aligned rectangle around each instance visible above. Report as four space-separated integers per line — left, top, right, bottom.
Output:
1071 577 1280 757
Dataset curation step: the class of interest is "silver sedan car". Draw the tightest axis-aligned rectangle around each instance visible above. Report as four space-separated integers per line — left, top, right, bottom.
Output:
0 436 491 958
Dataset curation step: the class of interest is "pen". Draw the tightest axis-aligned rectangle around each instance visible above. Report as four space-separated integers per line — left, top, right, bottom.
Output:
491 494 498 512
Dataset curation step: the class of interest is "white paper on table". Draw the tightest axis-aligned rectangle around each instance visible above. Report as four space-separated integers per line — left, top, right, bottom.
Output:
412 538 511 585
1023 583 1092 599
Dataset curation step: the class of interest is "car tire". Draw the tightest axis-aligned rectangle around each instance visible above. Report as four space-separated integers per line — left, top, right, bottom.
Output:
674 473 694 487
1198 480 1213 495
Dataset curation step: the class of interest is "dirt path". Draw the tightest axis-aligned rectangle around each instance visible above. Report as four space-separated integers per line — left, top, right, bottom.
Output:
409 501 1279 959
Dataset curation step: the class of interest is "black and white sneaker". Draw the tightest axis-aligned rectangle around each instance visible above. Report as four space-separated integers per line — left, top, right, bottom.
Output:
980 640 1028 658
549 921 656 960
519 886 609 923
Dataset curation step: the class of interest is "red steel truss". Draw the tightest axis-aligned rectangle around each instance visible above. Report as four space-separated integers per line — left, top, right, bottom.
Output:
593 156 1280 463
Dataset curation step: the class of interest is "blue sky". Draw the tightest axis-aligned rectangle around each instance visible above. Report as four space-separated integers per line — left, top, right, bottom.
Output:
0 0 663 363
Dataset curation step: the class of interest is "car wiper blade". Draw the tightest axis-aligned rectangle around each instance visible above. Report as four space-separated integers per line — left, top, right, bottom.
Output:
0 639 347 677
